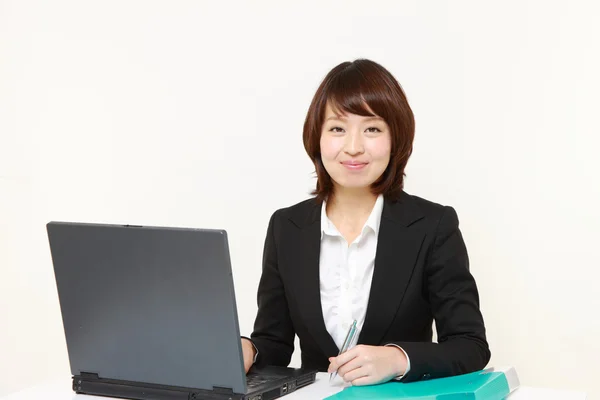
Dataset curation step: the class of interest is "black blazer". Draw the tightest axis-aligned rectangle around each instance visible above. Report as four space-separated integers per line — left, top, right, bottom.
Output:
249 191 490 382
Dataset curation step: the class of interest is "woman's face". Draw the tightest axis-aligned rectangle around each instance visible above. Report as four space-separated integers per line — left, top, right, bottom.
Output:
320 102 391 192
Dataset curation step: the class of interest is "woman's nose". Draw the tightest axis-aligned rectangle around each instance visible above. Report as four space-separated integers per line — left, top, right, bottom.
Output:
344 131 365 155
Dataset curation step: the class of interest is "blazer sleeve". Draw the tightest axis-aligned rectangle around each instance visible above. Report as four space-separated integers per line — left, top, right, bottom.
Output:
390 206 491 382
249 210 295 367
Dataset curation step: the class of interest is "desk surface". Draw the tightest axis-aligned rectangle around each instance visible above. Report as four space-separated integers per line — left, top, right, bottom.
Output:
1 373 587 400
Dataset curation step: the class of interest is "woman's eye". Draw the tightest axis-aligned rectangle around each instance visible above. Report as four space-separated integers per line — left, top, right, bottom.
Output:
366 127 382 133
330 127 344 133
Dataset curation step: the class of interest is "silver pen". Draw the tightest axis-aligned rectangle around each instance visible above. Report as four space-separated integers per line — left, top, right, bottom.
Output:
329 320 358 383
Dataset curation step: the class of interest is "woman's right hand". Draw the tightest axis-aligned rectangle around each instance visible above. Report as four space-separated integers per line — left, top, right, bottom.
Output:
241 338 257 374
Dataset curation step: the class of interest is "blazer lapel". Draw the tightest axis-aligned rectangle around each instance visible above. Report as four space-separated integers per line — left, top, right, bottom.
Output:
357 193 427 346
287 200 339 357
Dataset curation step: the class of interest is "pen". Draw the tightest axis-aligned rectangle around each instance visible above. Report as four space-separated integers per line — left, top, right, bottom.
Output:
329 320 358 383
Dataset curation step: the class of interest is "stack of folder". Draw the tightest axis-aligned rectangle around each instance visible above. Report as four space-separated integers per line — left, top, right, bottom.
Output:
325 367 520 400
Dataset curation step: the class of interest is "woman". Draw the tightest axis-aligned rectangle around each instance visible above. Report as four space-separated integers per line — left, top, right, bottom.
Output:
241 59 490 385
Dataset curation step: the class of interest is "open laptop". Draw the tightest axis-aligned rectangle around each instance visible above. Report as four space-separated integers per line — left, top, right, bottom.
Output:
46 221 316 400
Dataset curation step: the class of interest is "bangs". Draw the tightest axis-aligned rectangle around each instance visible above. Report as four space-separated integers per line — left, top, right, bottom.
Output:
324 64 390 120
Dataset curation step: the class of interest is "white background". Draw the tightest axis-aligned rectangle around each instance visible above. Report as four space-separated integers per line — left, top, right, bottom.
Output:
1 0 599 398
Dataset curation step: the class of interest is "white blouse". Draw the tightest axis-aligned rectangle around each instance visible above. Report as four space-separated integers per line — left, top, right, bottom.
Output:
319 194 410 377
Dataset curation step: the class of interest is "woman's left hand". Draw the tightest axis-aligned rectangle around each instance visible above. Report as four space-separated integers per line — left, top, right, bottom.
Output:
327 345 408 386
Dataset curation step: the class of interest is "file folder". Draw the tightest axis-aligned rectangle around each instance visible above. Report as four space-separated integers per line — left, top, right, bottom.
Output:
324 366 519 400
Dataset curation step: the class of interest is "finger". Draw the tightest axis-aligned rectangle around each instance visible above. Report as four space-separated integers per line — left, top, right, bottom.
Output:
351 375 377 386
328 346 361 372
337 357 363 380
343 366 370 384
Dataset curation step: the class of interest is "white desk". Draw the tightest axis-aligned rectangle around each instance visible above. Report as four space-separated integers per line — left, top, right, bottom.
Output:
1 373 587 400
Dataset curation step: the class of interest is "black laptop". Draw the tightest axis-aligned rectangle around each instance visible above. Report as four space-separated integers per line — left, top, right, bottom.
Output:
46 222 316 400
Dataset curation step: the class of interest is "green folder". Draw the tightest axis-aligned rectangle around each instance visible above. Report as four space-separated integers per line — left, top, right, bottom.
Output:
324 367 519 400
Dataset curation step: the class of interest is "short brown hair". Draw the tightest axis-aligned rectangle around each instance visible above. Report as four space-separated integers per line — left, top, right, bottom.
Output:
302 59 415 203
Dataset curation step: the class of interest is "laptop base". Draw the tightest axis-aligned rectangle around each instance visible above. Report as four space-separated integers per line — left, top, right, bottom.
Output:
73 367 317 400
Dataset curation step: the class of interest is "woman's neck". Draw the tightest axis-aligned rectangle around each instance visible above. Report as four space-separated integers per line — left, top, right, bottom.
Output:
326 187 378 223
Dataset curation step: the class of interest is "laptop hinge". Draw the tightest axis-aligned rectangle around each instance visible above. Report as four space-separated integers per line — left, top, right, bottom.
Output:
212 386 234 394
79 372 100 380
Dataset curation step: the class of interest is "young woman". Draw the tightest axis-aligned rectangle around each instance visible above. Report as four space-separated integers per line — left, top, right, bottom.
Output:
241 59 490 385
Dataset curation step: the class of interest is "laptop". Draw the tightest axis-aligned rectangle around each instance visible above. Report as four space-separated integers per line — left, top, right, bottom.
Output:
46 221 317 400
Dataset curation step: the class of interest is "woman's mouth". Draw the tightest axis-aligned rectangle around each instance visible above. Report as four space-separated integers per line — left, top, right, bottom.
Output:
341 161 368 170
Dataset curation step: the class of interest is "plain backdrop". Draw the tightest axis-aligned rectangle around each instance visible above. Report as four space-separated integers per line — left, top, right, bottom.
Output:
1 0 599 398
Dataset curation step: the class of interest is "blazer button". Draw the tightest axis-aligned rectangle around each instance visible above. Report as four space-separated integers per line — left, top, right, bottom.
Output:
422 373 431 380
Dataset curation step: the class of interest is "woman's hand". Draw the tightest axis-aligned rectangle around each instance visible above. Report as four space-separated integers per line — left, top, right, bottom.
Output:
327 345 408 386
241 338 257 373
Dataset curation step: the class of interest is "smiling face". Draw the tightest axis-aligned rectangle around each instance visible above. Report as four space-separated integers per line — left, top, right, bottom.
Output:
319 101 392 192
